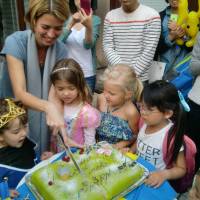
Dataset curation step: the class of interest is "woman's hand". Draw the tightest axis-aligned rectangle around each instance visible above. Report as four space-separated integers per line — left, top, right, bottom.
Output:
79 8 92 29
67 12 81 30
145 171 167 188
45 102 71 146
59 127 83 148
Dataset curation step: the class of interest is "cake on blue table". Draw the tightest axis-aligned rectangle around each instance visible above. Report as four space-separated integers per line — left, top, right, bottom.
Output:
26 142 148 200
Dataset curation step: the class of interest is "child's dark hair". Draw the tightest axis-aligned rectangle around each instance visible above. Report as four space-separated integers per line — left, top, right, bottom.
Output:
166 0 198 11
69 0 78 14
0 99 28 134
50 58 91 103
142 80 186 163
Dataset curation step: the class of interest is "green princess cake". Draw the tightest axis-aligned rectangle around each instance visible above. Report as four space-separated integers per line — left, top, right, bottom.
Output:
26 142 148 200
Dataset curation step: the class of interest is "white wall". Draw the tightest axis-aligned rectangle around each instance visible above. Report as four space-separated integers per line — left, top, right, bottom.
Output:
140 0 168 12
95 0 110 21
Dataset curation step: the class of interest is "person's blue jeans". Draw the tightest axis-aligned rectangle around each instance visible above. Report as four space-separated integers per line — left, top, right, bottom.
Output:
85 75 96 93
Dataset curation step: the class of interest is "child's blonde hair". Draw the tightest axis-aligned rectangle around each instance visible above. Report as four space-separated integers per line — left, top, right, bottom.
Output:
101 64 143 101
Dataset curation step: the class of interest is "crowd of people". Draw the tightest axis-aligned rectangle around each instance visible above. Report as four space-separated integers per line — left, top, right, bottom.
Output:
0 0 200 199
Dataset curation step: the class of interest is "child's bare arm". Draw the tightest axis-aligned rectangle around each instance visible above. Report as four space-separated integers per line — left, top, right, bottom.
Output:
113 140 134 150
96 93 107 112
163 151 186 180
145 151 186 188
126 104 140 135
130 142 137 153
114 104 139 151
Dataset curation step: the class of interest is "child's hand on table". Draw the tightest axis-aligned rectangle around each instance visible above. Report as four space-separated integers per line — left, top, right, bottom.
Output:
41 151 54 160
145 171 167 188
9 189 19 198
120 147 131 154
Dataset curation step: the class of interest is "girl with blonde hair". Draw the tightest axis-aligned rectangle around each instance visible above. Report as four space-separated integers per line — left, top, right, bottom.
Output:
96 64 143 150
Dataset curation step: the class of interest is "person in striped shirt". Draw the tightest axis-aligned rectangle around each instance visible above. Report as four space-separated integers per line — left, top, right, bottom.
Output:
103 0 161 82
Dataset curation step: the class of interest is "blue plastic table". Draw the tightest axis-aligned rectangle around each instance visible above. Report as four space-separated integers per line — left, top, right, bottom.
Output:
16 152 177 200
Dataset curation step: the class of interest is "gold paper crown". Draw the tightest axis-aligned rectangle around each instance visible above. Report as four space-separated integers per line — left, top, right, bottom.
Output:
0 99 26 128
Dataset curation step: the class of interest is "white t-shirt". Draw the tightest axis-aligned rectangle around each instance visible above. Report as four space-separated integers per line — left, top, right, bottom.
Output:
66 27 94 77
137 122 173 170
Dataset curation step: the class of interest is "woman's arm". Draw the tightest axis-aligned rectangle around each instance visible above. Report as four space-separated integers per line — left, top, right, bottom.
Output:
79 9 93 46
83 14 101 49
48 85 63 114
7 55 47 111
6 55 64 128
60 13 81 43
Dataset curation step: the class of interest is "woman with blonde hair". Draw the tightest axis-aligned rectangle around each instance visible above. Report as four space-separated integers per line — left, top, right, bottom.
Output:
0 0 70 155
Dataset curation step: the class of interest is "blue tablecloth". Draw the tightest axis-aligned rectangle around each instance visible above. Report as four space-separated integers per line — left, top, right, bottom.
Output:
15 152 177 200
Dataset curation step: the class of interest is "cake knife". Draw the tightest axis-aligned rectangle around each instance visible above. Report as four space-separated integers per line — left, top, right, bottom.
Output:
58 132 83 174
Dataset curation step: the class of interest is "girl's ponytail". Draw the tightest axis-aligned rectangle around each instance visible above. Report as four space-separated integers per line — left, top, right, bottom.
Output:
167 103 186 163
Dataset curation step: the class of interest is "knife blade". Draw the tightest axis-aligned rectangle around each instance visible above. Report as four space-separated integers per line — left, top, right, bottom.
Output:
58 132 83 174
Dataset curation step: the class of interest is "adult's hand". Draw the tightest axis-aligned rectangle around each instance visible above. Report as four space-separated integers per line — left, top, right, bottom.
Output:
46 101 65 128
60 127 84 149
79 8 92 29
66 12 81 30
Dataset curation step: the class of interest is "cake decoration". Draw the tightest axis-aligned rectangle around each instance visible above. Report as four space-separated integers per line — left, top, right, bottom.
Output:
62 156 70 162
79 148 84 154
48 181 53 186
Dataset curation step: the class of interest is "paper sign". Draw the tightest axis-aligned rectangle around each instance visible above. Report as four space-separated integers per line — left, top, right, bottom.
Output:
148 61 166 83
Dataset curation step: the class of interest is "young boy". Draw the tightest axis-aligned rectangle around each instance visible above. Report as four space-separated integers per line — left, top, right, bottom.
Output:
0 99 36 198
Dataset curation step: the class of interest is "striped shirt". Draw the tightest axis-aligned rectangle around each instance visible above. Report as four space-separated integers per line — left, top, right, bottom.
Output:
103 4 161 81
